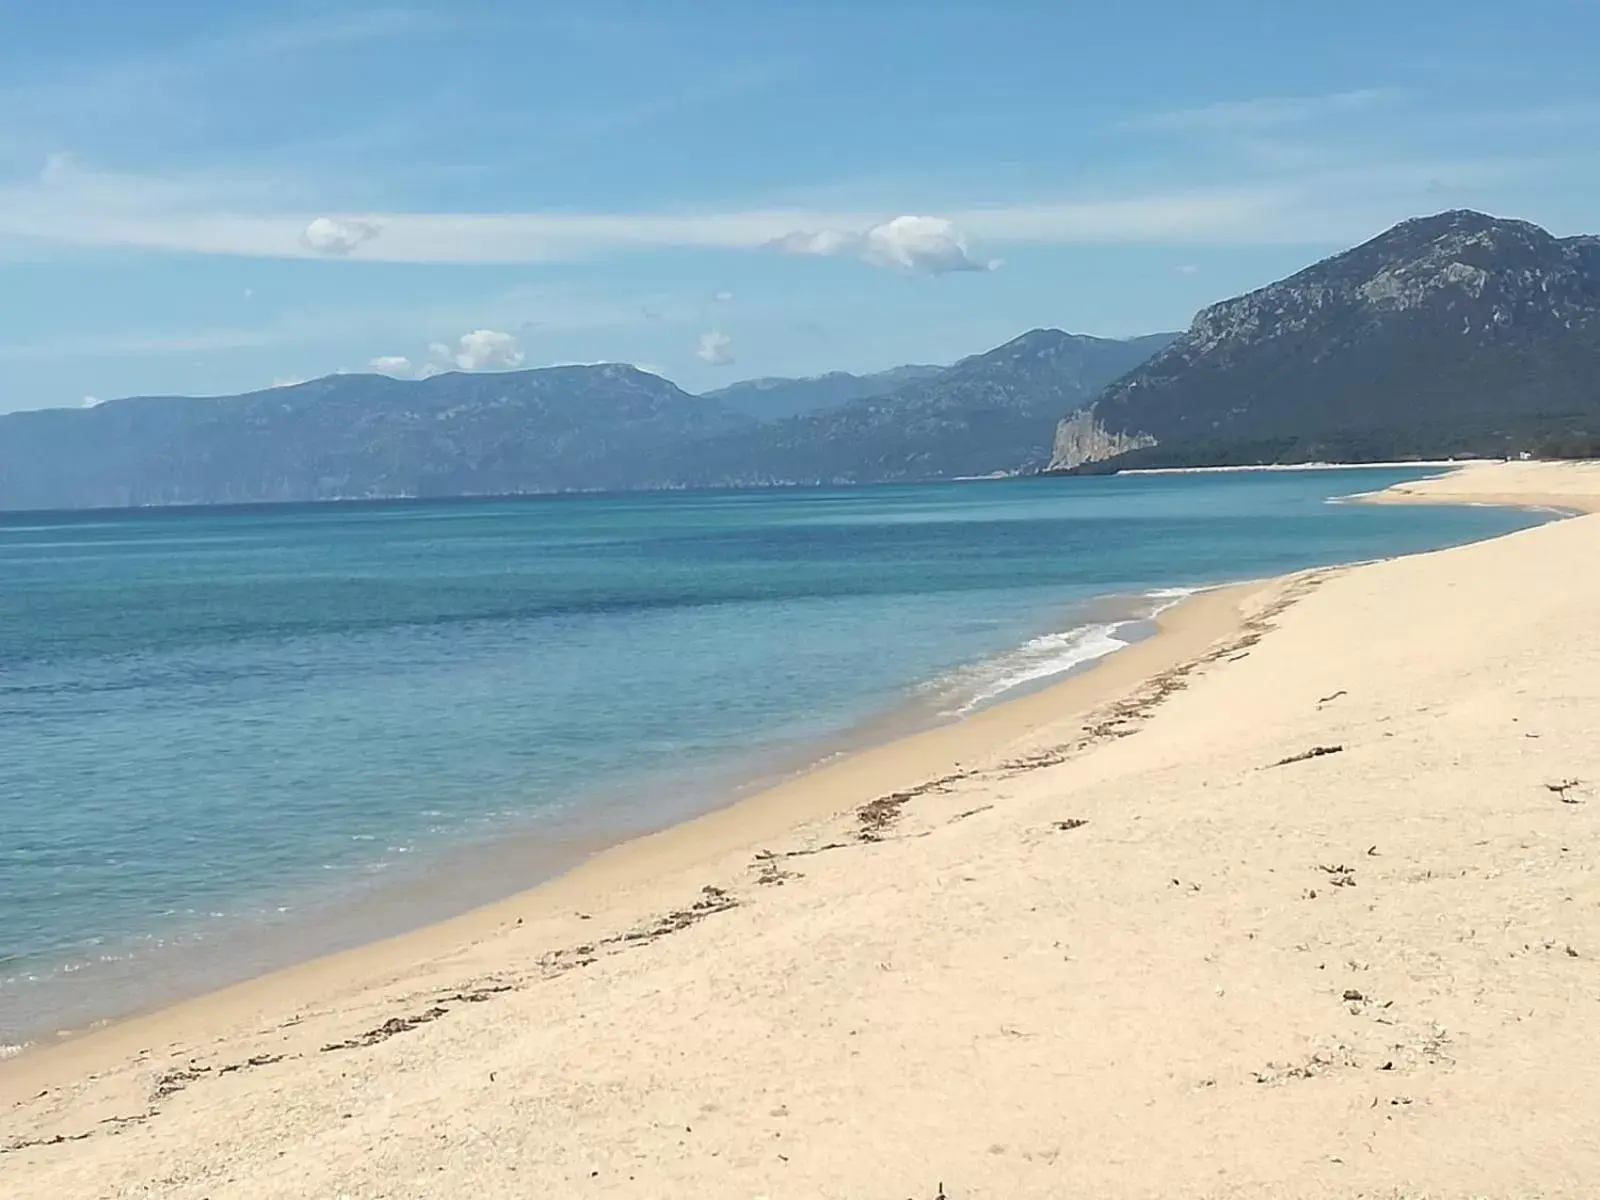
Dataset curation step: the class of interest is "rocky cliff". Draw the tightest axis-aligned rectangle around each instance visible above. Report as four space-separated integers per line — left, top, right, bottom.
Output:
1049 410 1155 470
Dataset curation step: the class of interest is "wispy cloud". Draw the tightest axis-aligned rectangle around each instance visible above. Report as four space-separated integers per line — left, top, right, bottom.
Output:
1419 102 1600 134
1122 88 1399 133
0 279 700 366
0 3 796 209
2 9 439 96
0 10 440 162
0 156 1419 263
0 121 1564 269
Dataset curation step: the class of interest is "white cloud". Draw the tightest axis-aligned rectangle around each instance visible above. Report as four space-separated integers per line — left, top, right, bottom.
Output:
695 330 734 366
714 290 734 302
447 329 525 371
270 375 308 388
863 215 998 273
770 215 997 274
81 394 101 407
299 216 381 255
368 354 413 376
1176 263 1201 275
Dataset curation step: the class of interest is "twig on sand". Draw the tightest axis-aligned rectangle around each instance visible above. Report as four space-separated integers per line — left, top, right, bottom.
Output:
1268 745 1344 768
1545 779 1585 803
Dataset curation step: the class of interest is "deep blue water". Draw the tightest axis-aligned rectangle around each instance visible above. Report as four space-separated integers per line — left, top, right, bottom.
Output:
0 470 1547 1043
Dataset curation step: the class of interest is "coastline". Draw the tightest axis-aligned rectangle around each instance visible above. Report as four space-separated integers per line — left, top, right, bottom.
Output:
0 584 1187 1053
1119 458 1493 475
7 459 1600 1197
0 578 1255 1087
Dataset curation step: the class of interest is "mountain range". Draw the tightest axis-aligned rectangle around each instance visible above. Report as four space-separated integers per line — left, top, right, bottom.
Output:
699 365 944 422
0 332 1171 509
3 209 1599 511
0 365 746 510
657 331 1176 486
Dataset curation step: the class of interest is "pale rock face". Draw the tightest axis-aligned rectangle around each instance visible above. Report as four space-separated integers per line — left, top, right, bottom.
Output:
1360 259 1489 308
1047 408 1156 471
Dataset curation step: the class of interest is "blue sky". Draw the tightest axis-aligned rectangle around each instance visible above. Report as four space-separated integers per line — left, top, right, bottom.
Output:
2 0 1597 412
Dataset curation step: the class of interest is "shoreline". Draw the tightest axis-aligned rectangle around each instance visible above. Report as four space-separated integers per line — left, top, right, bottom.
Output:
1351 457 1600 514
9 459 1600 1197
0 577 1255 1088
1120 458 1493 475
0 585 1188 1054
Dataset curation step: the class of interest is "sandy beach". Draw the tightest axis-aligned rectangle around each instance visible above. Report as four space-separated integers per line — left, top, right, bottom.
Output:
5 460 1600 1198
1360 457 1600 513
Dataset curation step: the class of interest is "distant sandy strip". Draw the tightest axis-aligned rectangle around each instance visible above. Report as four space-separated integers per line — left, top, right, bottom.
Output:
1121 458 1493 474
5 461 1600 1199
1358 457 1600 514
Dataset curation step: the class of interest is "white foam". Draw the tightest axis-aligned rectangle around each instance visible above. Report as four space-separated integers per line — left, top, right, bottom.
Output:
0 1043 26 1060
1144 585 1199 608
924 622 1130 717
921 587 1202 717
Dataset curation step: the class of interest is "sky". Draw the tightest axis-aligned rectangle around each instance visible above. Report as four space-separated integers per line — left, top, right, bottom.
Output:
1 0 1598 413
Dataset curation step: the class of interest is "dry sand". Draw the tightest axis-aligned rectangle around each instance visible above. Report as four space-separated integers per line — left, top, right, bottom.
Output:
5 460 1600 1199
1360 457 1600 512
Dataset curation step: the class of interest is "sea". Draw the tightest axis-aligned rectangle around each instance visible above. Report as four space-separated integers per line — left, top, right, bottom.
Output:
0 468 1550 1049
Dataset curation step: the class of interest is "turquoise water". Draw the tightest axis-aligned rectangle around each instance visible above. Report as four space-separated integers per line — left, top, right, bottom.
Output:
0 470 1547 1044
